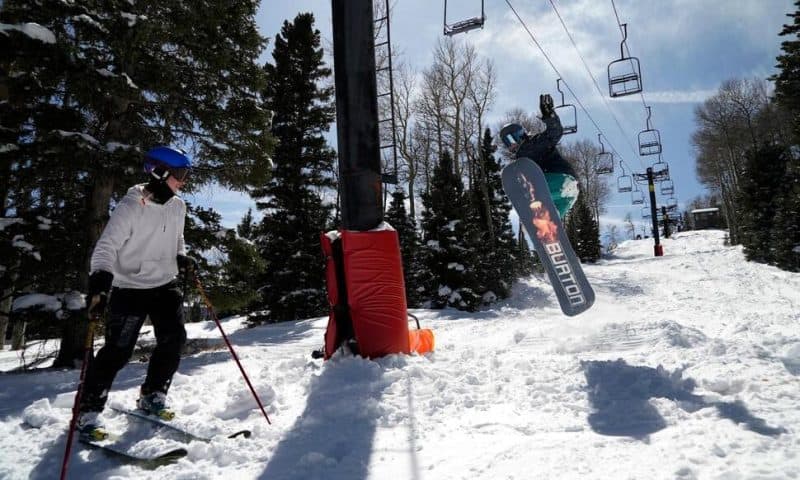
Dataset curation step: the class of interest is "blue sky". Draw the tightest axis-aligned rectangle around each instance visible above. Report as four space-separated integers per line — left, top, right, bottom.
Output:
191 0 793 233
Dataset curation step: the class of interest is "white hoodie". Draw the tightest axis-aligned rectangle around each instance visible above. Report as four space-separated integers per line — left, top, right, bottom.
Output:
91 184 186 289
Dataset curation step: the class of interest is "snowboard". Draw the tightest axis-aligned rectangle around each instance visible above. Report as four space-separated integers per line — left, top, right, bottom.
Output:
501 157 595 316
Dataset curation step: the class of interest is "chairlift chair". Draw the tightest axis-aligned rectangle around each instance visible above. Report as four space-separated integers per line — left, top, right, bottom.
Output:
652 157 669 180
595 134 614 174
554 78 577 135
660 179 674 195
638 106 662 156
607 24 642 97
443 0 485 36
617 161 632 193
618 175 633 193
631 188 645 205
641 205 651 219
667 196 678 209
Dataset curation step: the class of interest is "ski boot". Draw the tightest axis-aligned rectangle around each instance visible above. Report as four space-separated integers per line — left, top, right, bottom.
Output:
77 411 109 441
137 391 175 421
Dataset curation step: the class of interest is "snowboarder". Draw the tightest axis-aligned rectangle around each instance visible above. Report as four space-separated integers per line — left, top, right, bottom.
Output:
77 146 198 440
499 94 580 220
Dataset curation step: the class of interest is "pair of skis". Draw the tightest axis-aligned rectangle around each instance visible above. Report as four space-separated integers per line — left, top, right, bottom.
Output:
501 157 595 317
77 407 250 466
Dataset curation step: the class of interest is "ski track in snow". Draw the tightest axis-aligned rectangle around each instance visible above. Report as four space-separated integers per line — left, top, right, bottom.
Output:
1 230 799 479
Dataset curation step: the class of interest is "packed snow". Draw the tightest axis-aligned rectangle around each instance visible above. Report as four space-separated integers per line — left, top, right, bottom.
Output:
1 230 798 479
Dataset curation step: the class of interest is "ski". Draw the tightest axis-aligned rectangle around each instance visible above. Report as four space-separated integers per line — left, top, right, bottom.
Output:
111 406 251 442
501 157 595 316
79 436 187 466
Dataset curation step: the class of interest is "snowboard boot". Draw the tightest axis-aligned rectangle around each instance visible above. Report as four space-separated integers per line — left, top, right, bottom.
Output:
77 411 109 441
136 390 175 421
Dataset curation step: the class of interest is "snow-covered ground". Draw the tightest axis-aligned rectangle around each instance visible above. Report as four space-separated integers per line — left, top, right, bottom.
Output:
1 230 799 479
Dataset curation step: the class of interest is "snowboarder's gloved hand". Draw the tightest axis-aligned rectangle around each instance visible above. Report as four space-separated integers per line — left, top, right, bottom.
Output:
540 94 555 119
177 254 199 277
87 270 113 316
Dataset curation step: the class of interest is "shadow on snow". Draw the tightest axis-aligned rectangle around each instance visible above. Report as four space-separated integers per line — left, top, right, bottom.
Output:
257 353 416 480
581 359 786 439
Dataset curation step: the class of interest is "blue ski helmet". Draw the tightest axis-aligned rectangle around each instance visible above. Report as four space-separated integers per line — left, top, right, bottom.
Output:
144 146 192 181
500 123 527 152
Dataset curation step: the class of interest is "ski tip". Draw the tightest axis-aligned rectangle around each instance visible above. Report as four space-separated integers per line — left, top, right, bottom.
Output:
160 448 189 459
229 430 252 439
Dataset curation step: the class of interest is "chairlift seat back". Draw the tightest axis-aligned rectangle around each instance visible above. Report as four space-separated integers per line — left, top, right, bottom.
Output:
608 56 642 97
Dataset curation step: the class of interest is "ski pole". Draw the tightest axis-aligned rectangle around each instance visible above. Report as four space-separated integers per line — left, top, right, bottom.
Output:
59 311 100 480
194 275 272 425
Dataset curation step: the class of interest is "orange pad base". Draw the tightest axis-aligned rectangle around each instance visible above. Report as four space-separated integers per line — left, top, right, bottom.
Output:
408 328 435 355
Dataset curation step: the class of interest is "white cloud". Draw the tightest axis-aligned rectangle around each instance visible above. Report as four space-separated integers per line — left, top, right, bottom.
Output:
610 88 718 104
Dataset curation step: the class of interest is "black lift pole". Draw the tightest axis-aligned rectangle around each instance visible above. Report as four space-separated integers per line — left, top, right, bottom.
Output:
332 0 383 231
647 167 663 256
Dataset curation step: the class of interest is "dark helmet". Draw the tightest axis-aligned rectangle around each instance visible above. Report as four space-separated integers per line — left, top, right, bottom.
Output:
143 146 192 181
500 123 527 151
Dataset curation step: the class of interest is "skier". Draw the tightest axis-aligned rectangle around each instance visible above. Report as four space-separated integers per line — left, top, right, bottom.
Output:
77 146 198 441
499 94 580 220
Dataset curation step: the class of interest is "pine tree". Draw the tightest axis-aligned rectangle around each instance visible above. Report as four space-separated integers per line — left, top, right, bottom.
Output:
769 1 800 271
468 128 518 302
739 144 789 264
516 229 536 277
420 151 481 311
384 189 425 307
212 230 268 316
770 153 800 271
1 0 274 365
566 193 601 263
237 208 256 240
772 1 800 134
251 13 336 322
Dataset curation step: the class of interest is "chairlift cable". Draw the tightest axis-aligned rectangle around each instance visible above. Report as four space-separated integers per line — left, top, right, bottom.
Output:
547 0 645 171
610 0 658 126
504 0 629 171
611 0 680 211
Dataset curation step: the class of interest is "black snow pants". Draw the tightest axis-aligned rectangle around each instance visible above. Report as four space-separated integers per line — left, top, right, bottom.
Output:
80 281 186 413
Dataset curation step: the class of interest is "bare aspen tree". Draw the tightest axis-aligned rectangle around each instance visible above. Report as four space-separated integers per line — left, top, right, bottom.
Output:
418 65 445 152
393 62 424 219
560 139 611 225
692 78 774 244
411 125 435 199
466 61 497 237
430 39 479 179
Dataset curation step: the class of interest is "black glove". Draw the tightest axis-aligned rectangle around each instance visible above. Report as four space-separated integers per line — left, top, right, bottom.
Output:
177 254 199 277
540 94 555 119
88 270 113 316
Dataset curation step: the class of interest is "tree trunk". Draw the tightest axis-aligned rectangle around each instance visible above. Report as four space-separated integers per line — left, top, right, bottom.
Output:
475 152 494 243
53 174 114 368
10 317 26 350
407 175 417 220
0 156 10 350
0 294 10 350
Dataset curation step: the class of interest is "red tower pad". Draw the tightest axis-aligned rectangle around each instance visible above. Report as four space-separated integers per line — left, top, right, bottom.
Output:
320 233 341 359
341 229 410 358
